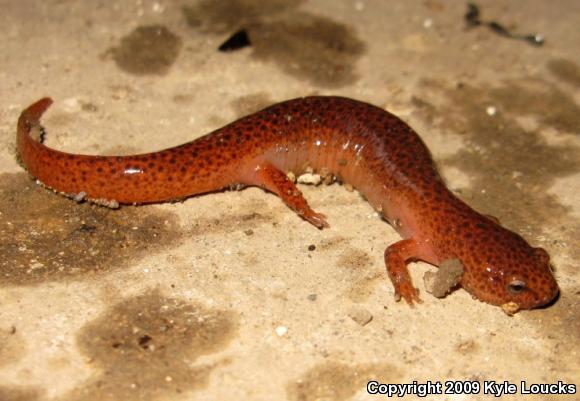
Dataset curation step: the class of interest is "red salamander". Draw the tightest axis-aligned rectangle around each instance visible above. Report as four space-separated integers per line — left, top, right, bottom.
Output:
17 96 559 312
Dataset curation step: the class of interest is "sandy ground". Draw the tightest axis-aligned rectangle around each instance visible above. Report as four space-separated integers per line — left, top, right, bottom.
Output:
1 1 579 400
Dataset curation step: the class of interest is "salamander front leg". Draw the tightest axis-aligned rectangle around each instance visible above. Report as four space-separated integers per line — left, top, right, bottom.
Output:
255 163 329 229
384 239 423 305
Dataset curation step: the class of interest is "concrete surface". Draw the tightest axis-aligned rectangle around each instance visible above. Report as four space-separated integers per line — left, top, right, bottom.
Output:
1 1 579 400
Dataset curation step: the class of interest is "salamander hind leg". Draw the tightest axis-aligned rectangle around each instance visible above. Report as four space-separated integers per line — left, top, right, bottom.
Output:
384 239 423 305
255 163 329 229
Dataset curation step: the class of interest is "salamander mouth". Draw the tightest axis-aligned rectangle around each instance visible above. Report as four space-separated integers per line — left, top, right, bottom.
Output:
535 283 560 308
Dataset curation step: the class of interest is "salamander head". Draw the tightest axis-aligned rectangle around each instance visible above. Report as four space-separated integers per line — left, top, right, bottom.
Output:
459 224 559 312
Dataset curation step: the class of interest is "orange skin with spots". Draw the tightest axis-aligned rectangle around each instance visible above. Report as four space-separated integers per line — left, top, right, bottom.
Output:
17 97 559 311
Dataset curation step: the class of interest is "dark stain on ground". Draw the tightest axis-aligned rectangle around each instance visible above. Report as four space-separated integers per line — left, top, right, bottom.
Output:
316 236 349 251
337 248 372 270
183 0 365 88
230 93 274 117
0 386 43 401
188 209 273 237
107 25 182 75
547 58 580 88
64 290 237 401
337 248 383 302
286 361 399 401
0 173 183 286
0 172 281 285
172 93 195 105
415 78 580 259
0 327 26 368
80 101 99 113
489 78 580 133
250 13 365 88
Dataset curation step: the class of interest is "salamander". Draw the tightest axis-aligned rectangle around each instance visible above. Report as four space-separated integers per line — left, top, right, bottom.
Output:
16 96 559 312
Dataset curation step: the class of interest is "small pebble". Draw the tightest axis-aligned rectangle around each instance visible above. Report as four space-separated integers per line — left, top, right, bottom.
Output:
63 97 80 112
275 326 288 337
501 302 520 316
73 192 86 202
348 307 373 326
297 173 322 185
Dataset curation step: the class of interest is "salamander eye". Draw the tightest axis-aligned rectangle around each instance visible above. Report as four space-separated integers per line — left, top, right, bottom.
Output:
507 280 526 294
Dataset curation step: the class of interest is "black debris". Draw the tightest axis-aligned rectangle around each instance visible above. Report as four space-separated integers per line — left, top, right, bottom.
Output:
465 2 544 47
218 29 251 52
465 3 481 26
